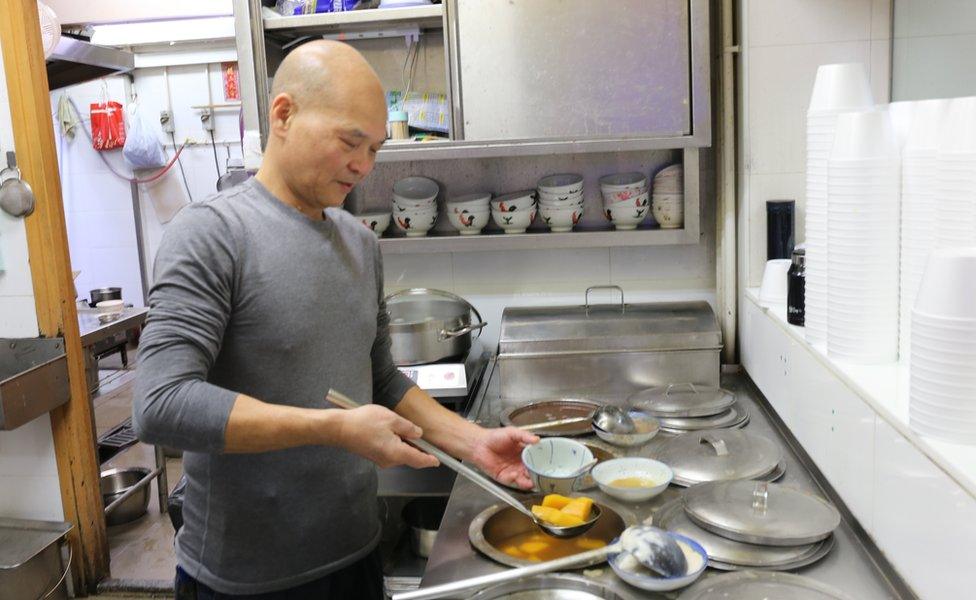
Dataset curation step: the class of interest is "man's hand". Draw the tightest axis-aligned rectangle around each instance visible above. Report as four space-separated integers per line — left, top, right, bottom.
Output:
469 427 539 490
336 404 440 469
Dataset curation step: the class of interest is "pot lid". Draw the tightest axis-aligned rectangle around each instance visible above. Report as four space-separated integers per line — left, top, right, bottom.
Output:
500 400 599 437
677 571 854 600
654 500 824 568
385 288 482 330
629 383 736 417
683 481 841 546
658 405 749 432
656 429 782 486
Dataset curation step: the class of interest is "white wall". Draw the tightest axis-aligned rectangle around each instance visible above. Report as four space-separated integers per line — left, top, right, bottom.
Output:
0 36 64 521
738 0 892 288
892 0 976 100
53 63 244 305
45 0 231 25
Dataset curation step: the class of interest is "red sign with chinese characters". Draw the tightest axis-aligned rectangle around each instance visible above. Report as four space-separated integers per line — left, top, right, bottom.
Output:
222 62 240 101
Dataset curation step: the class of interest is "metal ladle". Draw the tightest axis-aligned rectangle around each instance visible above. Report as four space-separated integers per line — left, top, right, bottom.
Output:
325 389 600 538
392 525 688 600
592 404 637 434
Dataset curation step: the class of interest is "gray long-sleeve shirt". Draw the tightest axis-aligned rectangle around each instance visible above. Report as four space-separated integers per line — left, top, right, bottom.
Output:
133 178 414 594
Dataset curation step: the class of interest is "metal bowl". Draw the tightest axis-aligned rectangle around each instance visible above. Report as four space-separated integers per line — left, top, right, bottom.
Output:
469 497 633 568
402 497 448 558
593 410 660 447
100 467 150 526
469 573 625 599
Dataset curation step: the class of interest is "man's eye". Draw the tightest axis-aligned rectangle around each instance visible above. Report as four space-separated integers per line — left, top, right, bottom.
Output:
341 139 357 149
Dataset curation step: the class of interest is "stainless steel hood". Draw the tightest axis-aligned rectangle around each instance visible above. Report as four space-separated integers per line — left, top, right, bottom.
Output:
45 36 134 90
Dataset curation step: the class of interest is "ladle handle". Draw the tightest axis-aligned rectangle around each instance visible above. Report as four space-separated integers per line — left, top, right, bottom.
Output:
392 543 620 600
325 389 536 521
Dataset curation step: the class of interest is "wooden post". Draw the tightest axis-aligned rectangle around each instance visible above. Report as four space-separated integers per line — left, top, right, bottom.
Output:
0 0 110 591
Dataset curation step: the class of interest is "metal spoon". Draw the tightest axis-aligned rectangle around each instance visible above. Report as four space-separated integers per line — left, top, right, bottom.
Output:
325 389 600 538
593 404 637 434
391 525 687 600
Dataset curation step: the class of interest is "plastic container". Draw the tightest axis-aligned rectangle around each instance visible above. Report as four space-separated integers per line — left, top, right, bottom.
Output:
389 110 409 140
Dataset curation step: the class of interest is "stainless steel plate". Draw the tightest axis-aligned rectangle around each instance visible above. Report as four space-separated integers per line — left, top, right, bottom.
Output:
657 404 749 432
683 481 841 547
707 534 834 572
677 569 853 599
501 400 600 437
653 500 823 568
658 429 782 487
469 573 626 599
629 383 736 418
469 499 630 568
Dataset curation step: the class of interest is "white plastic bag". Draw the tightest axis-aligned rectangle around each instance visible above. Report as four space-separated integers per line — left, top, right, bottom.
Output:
123 103 166 169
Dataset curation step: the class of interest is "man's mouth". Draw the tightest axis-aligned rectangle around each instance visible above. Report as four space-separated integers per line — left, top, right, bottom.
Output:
338 181 354 191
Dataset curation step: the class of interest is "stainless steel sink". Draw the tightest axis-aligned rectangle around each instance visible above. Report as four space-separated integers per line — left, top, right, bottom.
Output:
0 338 69 430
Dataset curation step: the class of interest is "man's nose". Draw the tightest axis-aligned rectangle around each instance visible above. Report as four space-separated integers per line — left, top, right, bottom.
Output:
348 149 373 176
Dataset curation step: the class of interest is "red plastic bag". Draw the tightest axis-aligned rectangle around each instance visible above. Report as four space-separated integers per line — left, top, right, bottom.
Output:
90 100 126 150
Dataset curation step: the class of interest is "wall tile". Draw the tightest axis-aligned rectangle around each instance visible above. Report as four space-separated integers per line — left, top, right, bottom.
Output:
870 40 892 104
609 244 713 288
892 33 976 101
871 0 893 40
382 253 454 293
0 217 35 297
452 248 610 294
747 0 872 47
0 296 39 338
893 0 976 39
747 42 872 175
873 418 976 598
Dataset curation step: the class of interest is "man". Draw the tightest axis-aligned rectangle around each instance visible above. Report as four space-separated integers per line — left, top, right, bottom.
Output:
133 41 537 599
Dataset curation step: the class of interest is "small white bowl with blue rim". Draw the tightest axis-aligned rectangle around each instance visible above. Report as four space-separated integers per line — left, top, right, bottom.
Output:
591 457 673 503
521 437 594 495
609 530 707 592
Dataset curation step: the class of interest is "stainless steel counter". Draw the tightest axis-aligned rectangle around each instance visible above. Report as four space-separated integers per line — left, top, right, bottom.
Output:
420 361 914 599
77 307 148 347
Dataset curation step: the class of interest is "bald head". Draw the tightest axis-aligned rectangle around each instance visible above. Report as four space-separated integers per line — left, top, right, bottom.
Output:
271 40 385 115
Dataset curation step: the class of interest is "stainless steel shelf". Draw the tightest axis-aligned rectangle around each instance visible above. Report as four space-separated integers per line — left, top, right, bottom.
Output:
263 5 443 33
378 227 697 254
377 135 701 163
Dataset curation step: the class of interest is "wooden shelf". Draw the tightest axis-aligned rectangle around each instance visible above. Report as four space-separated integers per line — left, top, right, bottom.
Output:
263 5 443 34
377 227 697 254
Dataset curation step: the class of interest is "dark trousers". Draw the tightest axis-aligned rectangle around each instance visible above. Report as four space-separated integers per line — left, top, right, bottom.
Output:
174 549 384 600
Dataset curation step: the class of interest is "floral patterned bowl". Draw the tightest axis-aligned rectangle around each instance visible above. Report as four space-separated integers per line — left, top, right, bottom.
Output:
605 202 648 230
355 212 391 237
448 207 490 235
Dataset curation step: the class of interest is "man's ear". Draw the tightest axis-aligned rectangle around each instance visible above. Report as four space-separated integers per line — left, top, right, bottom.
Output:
269 93 296 135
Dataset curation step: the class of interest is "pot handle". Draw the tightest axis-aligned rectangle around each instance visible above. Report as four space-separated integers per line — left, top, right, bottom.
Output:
384 288 485 337
438 321 487 341
584 285 625 313
699 434 729 456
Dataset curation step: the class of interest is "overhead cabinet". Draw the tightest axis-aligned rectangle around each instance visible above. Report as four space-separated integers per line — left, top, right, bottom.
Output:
234 0 710 161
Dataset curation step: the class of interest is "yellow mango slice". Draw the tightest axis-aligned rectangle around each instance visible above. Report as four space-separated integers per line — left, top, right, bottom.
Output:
541 494 573 510
518 541 550 554
501 545 525 558
531 504 585 527
561 497 594 522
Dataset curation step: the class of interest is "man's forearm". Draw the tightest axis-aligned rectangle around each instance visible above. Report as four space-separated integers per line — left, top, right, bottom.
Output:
393 386 482 460
223 394 343 453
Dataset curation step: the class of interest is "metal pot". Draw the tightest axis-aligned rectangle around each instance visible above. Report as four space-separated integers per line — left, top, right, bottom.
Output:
100 467 151 526
89 287 122 308
402 497 447 558
386 289 486 366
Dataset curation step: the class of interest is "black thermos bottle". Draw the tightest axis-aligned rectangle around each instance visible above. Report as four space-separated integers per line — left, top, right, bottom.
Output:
767 200 796 260
788 246 806 326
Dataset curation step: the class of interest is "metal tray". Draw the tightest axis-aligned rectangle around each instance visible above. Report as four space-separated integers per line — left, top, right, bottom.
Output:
500 400 600 437
707 534 835 572
658 404 749 432
653 500 826 569
677 570 854 599
469 573 626 599
468 499 631 569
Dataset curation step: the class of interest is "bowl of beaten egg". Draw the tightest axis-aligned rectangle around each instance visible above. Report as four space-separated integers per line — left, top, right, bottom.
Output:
591 458 673 502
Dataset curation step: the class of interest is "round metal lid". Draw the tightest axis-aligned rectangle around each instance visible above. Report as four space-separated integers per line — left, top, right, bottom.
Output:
658 404 749 432
683 481 841 546
707 533 834 572
629 383 736 418
656 429 782 487
654 500 823 568
677 571 854 600
500 400 599 437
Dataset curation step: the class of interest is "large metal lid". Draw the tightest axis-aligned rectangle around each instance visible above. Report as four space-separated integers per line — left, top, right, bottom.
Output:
0 518 72 569
683 481 841 546
656 429 782 487
500 400 599 437
629 383 736 417
677 571 855 600
498 291 722 356
654 500 825 569
657 405 749 433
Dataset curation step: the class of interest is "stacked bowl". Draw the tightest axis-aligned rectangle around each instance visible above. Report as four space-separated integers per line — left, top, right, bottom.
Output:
651 164 684 229
804 63 874 346
491 190 537 234
899 99 949 358
599 172 648 230
354 211 392 238
935 96 976 250
909 248 976 444
446 192 491 235
826 108 901 364
392 176 439 237
537 173 584 232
